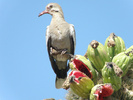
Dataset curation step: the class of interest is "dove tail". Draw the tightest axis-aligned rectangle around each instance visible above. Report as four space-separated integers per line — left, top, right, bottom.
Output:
55 61 69 89
55 76 67 89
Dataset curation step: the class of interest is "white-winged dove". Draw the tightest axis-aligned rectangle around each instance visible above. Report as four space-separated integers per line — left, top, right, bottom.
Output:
39 3 76 89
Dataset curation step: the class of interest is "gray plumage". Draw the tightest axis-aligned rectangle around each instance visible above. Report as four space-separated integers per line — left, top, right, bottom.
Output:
39 3 76 89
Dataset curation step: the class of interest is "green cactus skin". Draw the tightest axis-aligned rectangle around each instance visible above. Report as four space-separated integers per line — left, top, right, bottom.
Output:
125 45 133 53
104 33 126 61
102 62 122 91
90 83 114 100
69 55 97 82
112 52 133 77
85 40 110 73
125 45 133 69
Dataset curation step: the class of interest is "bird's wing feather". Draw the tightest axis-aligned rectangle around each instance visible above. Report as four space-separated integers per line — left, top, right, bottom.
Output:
69 24 76 55
46 26 59 74
46 26 50 46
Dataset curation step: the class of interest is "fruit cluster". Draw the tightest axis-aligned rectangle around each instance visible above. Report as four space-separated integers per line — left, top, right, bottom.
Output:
63 33 133 100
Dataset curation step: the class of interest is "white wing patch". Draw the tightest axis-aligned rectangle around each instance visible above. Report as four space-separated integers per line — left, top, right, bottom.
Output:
69 24 76 51
45 26 50 46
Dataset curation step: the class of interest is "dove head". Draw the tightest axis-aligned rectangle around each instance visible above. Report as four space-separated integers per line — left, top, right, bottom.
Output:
38 3 64 18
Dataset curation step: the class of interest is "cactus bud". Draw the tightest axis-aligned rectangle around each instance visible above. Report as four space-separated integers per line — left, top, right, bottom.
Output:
102 62 122 91
112 51 133 77
85 40 110 73
125 46 133 69
104 33 126 60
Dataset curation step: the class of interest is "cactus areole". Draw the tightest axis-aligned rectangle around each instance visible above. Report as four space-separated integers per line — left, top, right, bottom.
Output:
94 84 113 100
71 58 92 79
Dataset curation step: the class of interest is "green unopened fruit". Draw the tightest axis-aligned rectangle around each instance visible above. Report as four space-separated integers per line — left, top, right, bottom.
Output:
104 33 126 60
90 83 114 100
85 40 110 73
125 45 133 53
69 55 97 82
112 51 133 77
125 45 133 69
102 62 122 91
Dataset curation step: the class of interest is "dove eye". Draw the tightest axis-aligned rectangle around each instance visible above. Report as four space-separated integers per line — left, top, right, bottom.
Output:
49 5 53 8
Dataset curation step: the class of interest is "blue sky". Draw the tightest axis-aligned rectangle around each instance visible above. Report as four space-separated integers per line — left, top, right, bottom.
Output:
0 0 133 100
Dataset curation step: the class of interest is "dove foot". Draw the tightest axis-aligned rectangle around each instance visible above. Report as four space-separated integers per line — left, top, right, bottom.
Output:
50 47 68 55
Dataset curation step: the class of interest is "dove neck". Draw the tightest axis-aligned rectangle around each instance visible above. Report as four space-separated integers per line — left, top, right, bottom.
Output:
51 14 65 24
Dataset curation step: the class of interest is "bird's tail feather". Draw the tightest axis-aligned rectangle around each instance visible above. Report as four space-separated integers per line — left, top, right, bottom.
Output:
55 61 68 89
55 76 66 89
55 61 68 77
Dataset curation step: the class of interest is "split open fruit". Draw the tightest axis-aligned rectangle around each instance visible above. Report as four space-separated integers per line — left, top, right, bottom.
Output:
69 55 97 82
63 70 94 98
90 83 114 100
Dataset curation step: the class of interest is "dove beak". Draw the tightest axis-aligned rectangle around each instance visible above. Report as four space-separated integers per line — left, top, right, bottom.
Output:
38 10 49 17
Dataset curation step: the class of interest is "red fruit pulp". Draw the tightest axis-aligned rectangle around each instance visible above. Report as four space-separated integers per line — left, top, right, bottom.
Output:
69 70 87 83
94 84 114 100
72 59 92 79
101 84 114 97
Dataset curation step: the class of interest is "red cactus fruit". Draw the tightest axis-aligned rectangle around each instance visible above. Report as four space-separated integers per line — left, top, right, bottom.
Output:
69 70 87 83
63 70 94 98
72 58 92 79
90 83 114 100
